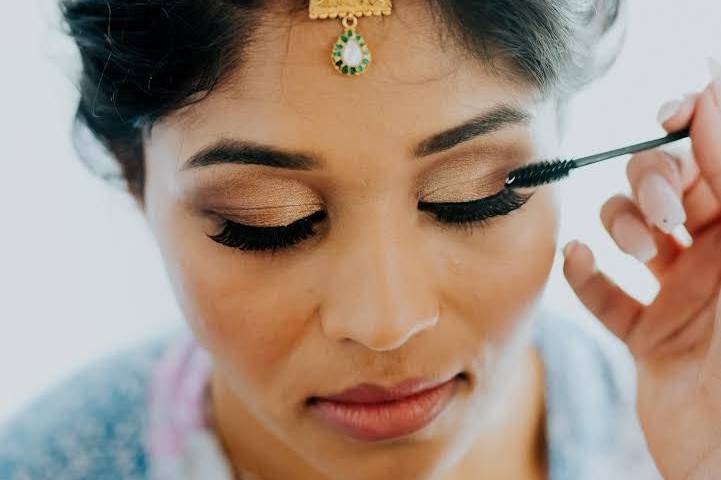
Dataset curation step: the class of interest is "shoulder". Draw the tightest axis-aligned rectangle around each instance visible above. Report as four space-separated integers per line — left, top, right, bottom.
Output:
533 311 662 480
0 336 171 480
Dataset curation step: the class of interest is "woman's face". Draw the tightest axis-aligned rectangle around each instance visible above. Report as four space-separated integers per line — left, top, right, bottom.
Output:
143 3 560 479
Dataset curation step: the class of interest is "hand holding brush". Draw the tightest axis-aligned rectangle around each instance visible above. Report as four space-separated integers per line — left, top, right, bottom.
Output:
546 61 721 480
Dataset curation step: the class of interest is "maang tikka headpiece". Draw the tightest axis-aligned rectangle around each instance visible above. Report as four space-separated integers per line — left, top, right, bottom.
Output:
308 0 392 77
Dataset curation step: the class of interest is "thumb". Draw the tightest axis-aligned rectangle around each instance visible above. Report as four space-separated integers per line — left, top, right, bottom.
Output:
689 58 721 205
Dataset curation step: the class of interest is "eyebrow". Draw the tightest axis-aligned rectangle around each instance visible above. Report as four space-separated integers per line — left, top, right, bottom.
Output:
183 141 320 171
412 104 531 158
182 104 530 171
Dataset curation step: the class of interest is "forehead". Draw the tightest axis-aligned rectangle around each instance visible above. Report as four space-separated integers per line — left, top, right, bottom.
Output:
156 2 540 162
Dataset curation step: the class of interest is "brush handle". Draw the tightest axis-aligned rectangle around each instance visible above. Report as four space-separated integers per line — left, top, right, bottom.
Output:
504 127 692 189
572 128 691 169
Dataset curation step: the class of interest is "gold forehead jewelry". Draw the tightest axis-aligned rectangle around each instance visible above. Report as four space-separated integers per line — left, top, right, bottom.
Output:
308 0 392 77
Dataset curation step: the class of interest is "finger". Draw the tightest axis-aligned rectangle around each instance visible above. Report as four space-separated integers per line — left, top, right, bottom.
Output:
656 146 721 233
700 289 721 399
628 224 721 358
626 149 690 234
626 144 721 236
690 74 721 206
658 93 697 133
600 194 681 275
683 171 721 233
652 94 721 233
627 147 720 234
651 295 714 361
562 240 644 343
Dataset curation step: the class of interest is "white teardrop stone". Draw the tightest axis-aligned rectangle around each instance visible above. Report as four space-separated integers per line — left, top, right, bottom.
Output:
342 39 363 67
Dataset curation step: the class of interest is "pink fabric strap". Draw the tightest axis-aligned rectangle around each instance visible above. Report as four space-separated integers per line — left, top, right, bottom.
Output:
146 334 234 479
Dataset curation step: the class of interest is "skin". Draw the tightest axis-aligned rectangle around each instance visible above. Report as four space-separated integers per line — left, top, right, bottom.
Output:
564 78 721 479
142 2 562 479
131 0 721 477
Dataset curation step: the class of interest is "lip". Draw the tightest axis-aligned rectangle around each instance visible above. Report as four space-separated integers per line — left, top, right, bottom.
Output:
308 375 462 442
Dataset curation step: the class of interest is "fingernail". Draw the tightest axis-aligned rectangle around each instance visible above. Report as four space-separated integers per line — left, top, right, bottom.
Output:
638 173 686 234
707 56 721 106
563 241 597 285
657 99 681 125
562 240 579 259
670 224 694 248
611 213 658 262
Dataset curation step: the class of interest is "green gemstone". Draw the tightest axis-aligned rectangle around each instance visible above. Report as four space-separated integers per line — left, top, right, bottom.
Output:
333 29 373 76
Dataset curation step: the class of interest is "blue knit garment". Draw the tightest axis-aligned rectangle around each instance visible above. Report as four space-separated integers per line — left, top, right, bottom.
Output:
0 313 662 479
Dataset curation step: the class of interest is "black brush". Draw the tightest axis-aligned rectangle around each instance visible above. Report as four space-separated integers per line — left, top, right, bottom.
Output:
505 128 691 189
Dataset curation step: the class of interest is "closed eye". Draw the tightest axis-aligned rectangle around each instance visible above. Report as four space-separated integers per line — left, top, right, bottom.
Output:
418 188 533 227
208 210 327 252
206 189 532 254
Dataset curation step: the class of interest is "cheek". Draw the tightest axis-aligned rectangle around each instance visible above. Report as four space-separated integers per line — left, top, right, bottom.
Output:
151 204 317 390
439 189 558 340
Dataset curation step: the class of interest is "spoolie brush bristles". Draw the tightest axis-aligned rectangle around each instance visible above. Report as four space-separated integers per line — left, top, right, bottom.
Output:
505 160 575 188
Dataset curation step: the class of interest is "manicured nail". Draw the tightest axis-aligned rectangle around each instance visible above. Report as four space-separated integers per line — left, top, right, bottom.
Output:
638 173 686 234
707 56 721 106
657 99 681 125
670 224 694 248
562 240 579 259
611 213 658 263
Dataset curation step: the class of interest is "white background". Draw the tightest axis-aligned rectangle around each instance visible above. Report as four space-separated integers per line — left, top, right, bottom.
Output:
1 0 720 424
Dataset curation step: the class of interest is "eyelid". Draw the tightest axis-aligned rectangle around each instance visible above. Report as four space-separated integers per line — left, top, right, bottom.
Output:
181 170 323 208
418 188 533 225
419 188 532 206
208 210 327 253
211 203 324 228
420 175 507 203
417 155 527 204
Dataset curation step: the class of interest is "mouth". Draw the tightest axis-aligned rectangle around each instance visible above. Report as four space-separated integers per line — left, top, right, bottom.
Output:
306 372 468 442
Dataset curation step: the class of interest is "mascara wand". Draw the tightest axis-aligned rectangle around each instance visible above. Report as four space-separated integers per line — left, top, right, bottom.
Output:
505 128 690 189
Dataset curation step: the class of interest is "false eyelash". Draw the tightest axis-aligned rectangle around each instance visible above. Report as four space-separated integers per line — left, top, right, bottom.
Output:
208 210 327 252
417 188 533 228
209 189 531 253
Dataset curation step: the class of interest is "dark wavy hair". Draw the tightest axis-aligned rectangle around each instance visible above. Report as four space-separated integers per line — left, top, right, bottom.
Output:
60 0 625 198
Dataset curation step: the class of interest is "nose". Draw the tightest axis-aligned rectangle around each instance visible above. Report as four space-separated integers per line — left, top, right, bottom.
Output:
320 220 440 352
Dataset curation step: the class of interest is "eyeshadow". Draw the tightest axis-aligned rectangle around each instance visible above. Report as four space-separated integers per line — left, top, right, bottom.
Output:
418 162 511 203
417 143 532 203
212 203 324 227
182 172 324 227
